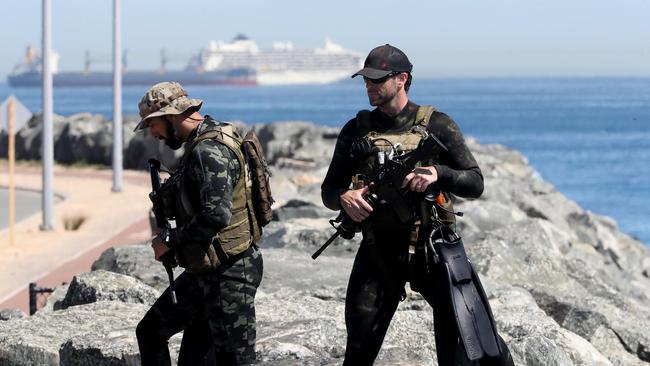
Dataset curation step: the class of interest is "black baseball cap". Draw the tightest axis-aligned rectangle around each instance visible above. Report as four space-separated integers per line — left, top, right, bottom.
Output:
352 44 413 79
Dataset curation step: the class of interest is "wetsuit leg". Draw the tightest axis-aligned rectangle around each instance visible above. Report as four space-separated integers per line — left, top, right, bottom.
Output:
418 283 472 366
199 245 264 365
177 322 215 366
343 243 407 366
136 271 208 366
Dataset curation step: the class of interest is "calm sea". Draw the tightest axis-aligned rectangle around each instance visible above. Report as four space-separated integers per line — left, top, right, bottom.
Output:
1 78 649 246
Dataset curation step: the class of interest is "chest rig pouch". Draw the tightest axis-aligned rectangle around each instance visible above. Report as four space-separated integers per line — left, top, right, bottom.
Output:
351 105 456 229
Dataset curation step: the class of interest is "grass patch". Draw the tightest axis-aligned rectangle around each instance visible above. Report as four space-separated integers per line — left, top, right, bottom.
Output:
63 213 87 231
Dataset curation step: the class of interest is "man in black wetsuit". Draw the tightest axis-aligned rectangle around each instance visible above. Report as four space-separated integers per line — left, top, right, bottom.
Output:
321 44 513 365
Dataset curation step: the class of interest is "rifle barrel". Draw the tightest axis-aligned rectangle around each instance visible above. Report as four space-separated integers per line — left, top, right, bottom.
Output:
312 231 341 260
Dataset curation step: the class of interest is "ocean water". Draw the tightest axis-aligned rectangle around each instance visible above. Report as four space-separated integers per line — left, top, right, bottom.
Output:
1 78 649 246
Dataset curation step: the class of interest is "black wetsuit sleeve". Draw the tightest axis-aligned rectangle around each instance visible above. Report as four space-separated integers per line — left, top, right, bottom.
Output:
429 113 484 199
321 119 358 210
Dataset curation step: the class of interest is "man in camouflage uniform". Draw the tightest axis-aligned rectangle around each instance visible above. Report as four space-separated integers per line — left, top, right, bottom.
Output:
321 45 513 365
134 81 263 365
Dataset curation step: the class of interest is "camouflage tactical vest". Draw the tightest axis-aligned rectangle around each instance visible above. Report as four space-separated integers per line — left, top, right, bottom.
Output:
173 123 260 273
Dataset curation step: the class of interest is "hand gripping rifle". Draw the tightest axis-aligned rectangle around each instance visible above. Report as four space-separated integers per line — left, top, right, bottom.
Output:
312 133 451 259
148 158 178 305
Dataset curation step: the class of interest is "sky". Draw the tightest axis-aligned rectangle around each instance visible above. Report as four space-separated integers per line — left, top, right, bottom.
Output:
1 0 649 80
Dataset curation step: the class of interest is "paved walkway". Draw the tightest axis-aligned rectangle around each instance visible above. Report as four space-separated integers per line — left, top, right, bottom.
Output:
0 162 153 314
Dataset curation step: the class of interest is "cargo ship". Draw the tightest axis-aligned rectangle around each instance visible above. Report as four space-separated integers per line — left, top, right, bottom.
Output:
7 36 362 87
7 46 256 87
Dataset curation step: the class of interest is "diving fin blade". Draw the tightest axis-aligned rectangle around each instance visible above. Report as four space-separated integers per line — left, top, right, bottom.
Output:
470 262 504 356
446 265 486 360
439 235 502 361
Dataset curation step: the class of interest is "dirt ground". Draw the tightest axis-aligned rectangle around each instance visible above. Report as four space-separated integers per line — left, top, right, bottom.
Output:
0 162 153 314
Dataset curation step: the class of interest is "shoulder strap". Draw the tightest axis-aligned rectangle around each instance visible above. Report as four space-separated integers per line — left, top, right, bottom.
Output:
356 105 437 136
355 110 372 138
181 124 241 165
415 105 437 128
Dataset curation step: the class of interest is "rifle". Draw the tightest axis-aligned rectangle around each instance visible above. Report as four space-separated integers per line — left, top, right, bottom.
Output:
148 158 178 305
312 133 450 259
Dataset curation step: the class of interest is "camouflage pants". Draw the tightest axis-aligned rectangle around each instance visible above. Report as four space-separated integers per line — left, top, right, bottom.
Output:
136 244 263 365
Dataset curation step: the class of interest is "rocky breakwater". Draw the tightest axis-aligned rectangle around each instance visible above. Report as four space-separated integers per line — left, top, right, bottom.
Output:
0 113 181 170
1 121 650 365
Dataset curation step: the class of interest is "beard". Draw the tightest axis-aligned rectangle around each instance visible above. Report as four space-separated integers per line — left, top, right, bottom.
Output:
164 120 184 150
367 83 399 107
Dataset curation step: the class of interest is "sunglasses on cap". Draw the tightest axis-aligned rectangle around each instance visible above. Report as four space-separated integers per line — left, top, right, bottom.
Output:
363 71 402 84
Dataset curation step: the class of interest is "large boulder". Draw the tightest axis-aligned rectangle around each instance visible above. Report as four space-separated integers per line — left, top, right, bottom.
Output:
53 113 112 165
253 121 338 166
255 289 437 365
92 244 171 290
489 286 612 366
469 219 650 363
0 302 153 366
54 270 159 310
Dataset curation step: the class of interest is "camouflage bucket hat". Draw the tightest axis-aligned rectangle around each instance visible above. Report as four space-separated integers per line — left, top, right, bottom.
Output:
134 81 203 131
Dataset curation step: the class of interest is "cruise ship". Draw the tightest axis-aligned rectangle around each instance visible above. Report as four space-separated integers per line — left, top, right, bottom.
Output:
189 34 363 85
7 36 363 87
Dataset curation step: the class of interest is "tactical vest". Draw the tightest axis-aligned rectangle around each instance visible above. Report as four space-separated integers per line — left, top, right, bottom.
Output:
354 105 435 181
173 123 260 273
353 105 456 227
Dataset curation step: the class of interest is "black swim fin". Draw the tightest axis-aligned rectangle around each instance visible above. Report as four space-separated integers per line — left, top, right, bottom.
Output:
432 226 503 361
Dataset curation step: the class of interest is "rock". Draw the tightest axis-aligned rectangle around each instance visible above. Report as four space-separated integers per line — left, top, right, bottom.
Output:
259 218 360 255
2 120 650 365
1 113 182 170
469 219 650 363
0 309 26 321
271 199 332 221
455 199 528 239
253 121 338 167
568 210 650 278
489 286 612 365
255 289 437 365
258 247 354 295
92 244 171 290
123 125 183 171
53 113 112 165
589 327 650 366
0 302 152 366
59 330 141 366
10 113 67 160
54 270 160 310
39 283 70 313
58 332 183 366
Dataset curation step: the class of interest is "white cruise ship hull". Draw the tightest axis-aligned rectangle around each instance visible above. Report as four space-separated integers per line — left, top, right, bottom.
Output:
256 69 352 85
